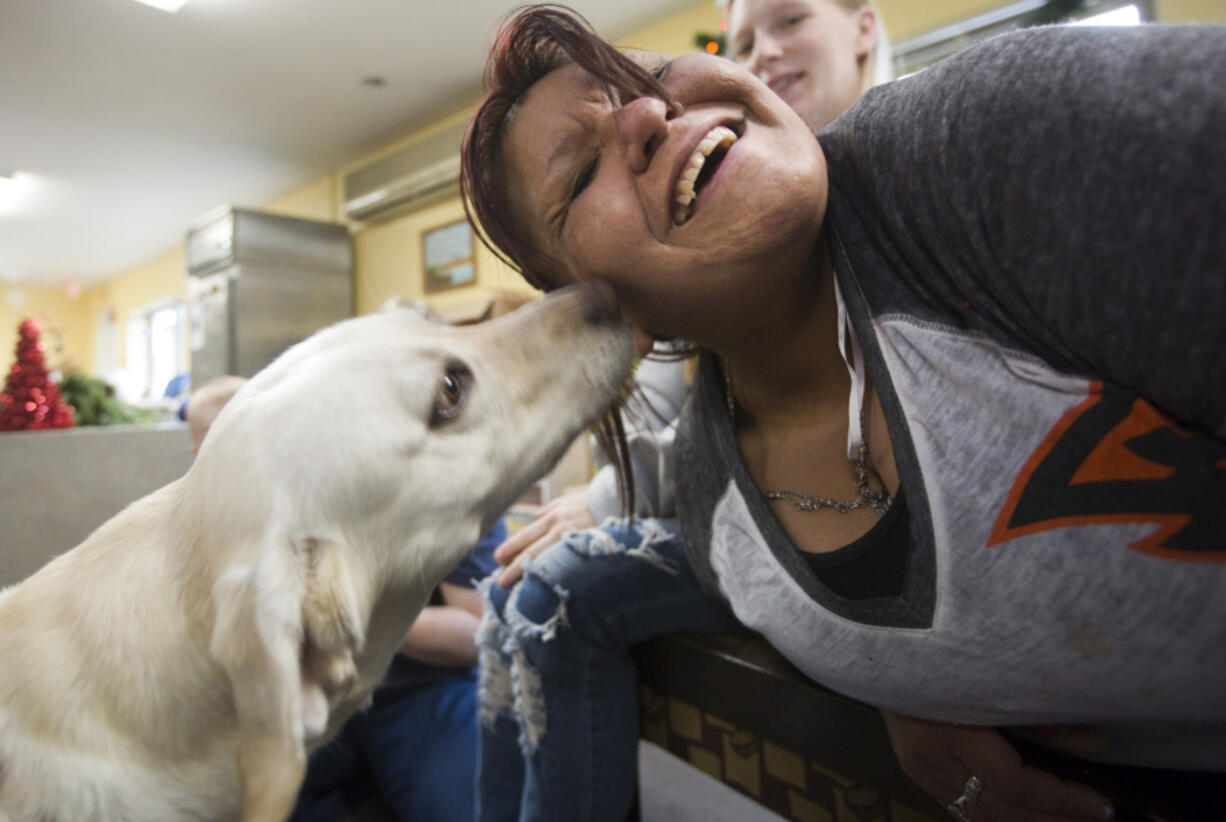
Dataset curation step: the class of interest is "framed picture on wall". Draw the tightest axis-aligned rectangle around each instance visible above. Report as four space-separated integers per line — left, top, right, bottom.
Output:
422 219 476 293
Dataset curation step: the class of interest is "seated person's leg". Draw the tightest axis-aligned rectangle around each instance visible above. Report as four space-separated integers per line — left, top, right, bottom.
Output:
359 670 480 822
476 518 740 822
289 720 371 822
476 625 525 822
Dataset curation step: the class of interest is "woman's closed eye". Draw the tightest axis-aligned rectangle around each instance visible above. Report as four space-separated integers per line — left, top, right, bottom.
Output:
559 59 667 226
560 151 600 227
572 153 599 201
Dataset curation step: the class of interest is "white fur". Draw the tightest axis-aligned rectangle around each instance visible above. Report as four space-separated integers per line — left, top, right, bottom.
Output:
0 287 633 822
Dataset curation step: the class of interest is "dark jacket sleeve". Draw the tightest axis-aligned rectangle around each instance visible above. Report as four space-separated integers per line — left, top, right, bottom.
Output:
823 24 1226 434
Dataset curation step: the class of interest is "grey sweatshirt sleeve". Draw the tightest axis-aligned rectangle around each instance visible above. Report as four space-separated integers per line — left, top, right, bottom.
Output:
824 24 1226 434
586 357 688 520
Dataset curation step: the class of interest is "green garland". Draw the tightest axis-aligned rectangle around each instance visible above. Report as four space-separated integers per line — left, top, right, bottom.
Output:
58 373 158 426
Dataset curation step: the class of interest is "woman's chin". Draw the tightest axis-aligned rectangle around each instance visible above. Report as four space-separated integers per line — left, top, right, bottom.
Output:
629 325 656 358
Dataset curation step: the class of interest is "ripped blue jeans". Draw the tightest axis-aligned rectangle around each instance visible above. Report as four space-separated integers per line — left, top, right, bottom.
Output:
474 518 739 822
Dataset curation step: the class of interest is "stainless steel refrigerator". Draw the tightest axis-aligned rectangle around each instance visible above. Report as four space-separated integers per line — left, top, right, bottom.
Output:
186 206 353 387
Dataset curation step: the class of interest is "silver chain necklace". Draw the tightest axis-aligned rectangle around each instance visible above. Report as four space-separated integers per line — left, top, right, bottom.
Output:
723 364 891 517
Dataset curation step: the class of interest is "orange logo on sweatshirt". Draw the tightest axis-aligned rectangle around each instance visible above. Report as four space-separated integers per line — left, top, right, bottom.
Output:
986 383 1225 561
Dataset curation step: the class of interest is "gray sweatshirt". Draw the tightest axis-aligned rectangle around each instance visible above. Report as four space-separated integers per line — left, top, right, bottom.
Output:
676 24 1226 770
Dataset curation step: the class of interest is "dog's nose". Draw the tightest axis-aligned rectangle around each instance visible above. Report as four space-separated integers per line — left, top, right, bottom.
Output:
566 280 651 353
573 280 621 324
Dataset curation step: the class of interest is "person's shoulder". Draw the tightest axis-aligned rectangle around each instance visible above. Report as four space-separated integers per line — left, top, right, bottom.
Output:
944 22 1226 73
826 23 1178 134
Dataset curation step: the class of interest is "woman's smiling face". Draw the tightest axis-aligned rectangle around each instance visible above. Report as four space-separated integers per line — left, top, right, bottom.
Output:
727 0 877 133
499 51 827 345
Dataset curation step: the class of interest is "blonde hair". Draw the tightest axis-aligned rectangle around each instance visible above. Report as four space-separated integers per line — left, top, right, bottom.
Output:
187 375 248 453
853 0 894 90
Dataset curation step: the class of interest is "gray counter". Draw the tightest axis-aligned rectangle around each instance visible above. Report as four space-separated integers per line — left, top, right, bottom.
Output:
0 423 194 587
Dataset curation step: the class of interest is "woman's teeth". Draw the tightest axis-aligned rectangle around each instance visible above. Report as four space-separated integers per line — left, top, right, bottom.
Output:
673 125 737 225
769 74 801 94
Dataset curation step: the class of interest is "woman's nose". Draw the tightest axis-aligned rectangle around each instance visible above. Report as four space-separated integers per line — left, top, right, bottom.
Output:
747 33 783 78
616 95 670 174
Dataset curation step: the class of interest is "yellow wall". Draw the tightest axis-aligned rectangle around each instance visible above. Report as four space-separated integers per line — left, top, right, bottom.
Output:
876 0 1226 38
1155 0 1226 23
616 2 722 53
351 197 539 317
876 0 1000 39
337 109 525 315
79 246 188 378
0 285 92 376
264 175 339 223
72 0 1223 381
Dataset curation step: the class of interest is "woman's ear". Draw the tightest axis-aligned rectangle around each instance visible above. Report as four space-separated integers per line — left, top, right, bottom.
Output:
853 6 879 60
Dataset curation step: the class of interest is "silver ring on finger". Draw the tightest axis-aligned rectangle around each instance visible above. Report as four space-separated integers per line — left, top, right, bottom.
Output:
946 775 983 822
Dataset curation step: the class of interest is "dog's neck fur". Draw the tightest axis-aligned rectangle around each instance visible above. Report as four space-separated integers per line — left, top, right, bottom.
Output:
0 479 246 817
0 467 461 820
0 287 636 820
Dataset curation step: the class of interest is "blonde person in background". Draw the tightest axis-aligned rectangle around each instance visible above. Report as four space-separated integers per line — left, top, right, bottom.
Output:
727 0 892 133
473 3 920 821
185 375 248 454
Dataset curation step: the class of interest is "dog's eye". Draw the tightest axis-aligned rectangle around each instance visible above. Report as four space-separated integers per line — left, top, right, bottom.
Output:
441 372 461 403
431 365 469 424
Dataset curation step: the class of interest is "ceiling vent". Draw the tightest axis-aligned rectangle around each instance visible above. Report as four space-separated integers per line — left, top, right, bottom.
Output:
342 119 467 221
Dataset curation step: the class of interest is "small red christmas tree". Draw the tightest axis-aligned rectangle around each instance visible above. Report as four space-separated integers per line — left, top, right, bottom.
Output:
0 318 75 431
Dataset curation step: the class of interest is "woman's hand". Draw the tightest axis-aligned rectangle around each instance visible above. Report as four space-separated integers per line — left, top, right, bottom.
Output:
880 710 1113 821
494 489 596 587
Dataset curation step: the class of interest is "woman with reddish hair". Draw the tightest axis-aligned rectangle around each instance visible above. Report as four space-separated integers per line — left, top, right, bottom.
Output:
467 5 1226 822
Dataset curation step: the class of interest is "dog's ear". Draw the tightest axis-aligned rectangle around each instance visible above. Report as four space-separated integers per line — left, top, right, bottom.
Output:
210 533 363 822
298 536 364 711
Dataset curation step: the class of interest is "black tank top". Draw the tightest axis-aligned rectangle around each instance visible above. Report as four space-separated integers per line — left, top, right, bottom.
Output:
798 486 909 599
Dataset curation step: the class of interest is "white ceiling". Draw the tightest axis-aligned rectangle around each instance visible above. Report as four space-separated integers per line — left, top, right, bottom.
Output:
0 0 698 289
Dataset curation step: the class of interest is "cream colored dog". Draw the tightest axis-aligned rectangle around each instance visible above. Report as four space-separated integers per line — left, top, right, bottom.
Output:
0 285 634 821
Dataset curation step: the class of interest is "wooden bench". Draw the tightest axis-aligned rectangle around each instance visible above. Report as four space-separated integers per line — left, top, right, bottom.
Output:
634 630 1226 822
634 630 944 821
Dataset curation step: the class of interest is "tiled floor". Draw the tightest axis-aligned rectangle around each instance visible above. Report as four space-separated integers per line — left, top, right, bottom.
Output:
343 739 788 821
639 741 787 822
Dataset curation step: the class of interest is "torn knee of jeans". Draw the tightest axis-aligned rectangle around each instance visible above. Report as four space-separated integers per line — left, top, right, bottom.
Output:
625 517 680 574
503 564 570 643
511 646 547 754
566 517 680 575
475 575 517 725
477 640 514 728
563 521 626 558
476 574 511 648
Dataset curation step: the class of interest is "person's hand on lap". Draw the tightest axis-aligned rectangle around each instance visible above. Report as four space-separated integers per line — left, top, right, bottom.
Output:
494 489 596 587
881 710 1113 821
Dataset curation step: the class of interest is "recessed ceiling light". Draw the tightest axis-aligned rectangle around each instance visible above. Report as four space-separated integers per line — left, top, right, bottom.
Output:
0 171 29 215
130 0 191 13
